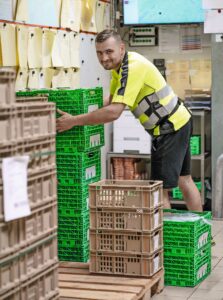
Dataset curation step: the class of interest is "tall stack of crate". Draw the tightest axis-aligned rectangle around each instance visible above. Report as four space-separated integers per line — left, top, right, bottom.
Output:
17 87 104 262
163 209 212 287
89 179 164 277
0 68 59 299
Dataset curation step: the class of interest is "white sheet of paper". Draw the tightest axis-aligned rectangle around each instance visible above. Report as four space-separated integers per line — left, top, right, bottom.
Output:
2 156 31 222
42 29 56 68
202 0 223 9
52 31 63 67
69 32 80 67
159 25 180 53
28 0 59 27
204 10 223 33
0 0 13 20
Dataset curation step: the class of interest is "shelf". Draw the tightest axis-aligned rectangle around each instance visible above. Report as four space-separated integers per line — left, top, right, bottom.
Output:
191 152 211 160
107 152 151 159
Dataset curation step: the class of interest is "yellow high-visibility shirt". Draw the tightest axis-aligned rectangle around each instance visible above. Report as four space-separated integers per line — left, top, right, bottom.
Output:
110 51 191 136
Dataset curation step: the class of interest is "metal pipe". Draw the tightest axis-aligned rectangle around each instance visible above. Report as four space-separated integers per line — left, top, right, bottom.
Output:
214 153 223 218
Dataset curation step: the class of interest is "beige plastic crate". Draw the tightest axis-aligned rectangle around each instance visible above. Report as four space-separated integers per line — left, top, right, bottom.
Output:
0 285 20 300
0 221 20 259
16 96 48 103
1 288 59 300
0 107 17 145
0 253 20 296
16 102 56 140
19 234 58 281
20 263 59 300
90 227 163 254
0 68 16 107
0 202 57 259
0 167 56 220
0 234 58 296
90 207 163 232
0 136 56 175
90 250 163 277
26 167 56 210
89 179 163 210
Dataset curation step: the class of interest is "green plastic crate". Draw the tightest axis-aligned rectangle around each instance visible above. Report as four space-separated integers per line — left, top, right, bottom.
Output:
58 242 89 262
164 244 211 287
17 88 104 151
56 124 104 152
172 181 202 200
164 209 212 255
56 149 101 185
190 135 201 155
16 88 103 115
57 185 89 210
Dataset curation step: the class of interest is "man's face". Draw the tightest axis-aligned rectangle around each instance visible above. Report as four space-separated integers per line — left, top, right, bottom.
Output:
96 37 125 71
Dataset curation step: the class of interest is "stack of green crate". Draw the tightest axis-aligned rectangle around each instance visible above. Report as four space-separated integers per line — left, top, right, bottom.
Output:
172 180 202 200
17 88 104 262
190 135 201 155
163 209 212 287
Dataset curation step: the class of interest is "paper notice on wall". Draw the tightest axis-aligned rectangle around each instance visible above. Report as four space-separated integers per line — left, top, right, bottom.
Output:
70 68 80 88
17 25 29 68
0 0 14 20
2 156 31 222
95 1 105 32
52 31 63 67
69 32 80 68
39 68 55 89
202 0 223 9
180 25 202 53
28 0 59 27
61 0 81 32
28 27 42 68
16 68 29 90
0 23 18 66
204 10 223 33
27 68 40 89
159 25 180 53
42 29 56 68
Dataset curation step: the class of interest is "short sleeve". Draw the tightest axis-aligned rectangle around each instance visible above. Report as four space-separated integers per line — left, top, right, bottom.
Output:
112 59 146 108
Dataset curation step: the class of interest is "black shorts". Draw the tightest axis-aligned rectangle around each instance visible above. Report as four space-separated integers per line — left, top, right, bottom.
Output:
151 119 192 189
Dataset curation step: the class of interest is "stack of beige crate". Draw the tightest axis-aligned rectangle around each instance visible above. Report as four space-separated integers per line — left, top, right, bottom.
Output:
89 179 164 277
0 68 59 300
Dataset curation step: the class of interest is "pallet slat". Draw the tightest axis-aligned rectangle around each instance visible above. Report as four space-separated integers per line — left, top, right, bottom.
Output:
60 288 136 300
59 281 141 293
59 273 149 286
59 262 164 300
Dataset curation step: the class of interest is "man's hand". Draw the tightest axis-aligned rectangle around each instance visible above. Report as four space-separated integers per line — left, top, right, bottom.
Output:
56 109 75 133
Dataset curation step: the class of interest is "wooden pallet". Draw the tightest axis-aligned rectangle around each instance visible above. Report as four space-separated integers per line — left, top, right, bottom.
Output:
59 262 164 300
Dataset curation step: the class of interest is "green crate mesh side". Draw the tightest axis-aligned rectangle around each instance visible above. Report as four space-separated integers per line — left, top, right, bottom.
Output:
56 149 101 184
57 188 89 210
16 88 103 115
164 253 211 287
190 135 201 155
56 125 105 151
58 243 89 263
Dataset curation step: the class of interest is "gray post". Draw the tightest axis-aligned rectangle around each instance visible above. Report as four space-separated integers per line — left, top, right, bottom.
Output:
211 34 223 217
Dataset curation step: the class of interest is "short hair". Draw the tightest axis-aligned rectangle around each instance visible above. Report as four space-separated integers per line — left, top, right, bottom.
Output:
95 30 122 44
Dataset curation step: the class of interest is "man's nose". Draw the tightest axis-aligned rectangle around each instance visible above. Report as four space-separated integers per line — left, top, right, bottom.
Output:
101 53 109 61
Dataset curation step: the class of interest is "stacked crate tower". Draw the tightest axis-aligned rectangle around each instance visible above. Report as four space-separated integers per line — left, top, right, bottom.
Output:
163 209 212 287
17 87 104 262
0 69 59 299
89 179 164 277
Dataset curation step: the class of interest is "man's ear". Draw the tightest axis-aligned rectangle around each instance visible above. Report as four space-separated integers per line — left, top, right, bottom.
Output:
120 42 126 55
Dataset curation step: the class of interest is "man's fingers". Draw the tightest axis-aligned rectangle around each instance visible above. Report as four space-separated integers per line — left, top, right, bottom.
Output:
57 109 66 116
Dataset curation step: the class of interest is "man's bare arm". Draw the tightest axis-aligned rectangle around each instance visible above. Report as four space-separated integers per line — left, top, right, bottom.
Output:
56 102 126 132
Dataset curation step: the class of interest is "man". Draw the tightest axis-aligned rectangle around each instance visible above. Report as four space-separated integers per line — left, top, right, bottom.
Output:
56 29 202 211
